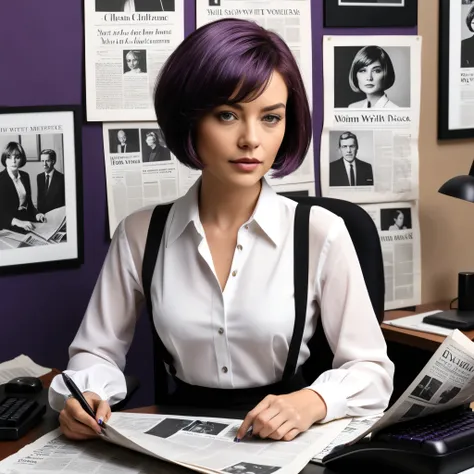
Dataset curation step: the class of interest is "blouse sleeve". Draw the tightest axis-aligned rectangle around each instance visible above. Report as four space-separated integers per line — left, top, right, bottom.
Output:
48 214 148 412
307 215 394 423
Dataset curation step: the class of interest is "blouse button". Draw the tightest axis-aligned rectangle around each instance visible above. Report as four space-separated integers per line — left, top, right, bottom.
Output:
218 327 224 335
222 366 228 373
237 244 243 251
231 270 238 277
244 225 249 230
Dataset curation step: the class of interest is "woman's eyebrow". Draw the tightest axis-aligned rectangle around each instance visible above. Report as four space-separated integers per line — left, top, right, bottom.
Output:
223 102 286 112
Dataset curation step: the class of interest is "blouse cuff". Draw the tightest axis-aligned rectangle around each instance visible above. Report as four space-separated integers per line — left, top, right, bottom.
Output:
306 382 348 423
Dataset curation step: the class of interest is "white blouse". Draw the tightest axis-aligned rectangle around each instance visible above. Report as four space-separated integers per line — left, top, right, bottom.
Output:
49 179 394 423
7 170 27 210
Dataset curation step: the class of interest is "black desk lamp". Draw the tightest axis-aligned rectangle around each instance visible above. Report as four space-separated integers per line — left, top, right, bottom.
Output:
423 161 474 330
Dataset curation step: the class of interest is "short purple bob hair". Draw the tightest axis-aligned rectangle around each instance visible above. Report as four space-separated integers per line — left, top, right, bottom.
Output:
154 18 312 178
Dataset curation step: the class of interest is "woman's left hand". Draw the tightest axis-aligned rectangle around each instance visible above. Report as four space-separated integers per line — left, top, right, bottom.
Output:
235 389 327 442
36 213 47 223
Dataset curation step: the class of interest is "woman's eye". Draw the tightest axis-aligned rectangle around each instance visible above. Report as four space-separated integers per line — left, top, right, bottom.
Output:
263 115 281 124
373 68 382 74
218 112 235 122
358 68 367 73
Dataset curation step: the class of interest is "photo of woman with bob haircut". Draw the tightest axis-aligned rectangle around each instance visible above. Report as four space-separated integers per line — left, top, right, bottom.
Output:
348 45 398 109
50 18 393 445
461 5 474 68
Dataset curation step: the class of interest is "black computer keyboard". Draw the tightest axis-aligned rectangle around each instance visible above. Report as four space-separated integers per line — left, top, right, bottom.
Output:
323 407 474 474
0 396 46 440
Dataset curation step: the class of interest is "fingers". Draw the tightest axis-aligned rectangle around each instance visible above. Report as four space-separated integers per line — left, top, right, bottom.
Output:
94 399 112 426
235 396 273 440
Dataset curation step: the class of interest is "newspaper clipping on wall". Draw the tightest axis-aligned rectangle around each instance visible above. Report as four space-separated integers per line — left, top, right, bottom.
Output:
360 201 421 310
103 122 200 237
196 0 315 192
84 0 184 122
320 35 422 204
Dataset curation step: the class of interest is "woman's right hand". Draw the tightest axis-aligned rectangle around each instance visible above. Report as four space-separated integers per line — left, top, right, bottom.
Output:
59 391 111 440
12 219 35 231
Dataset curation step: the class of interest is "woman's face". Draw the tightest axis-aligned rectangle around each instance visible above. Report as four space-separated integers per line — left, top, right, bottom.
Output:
357 60 384 96
5 151 22 173
146 135 156 148
395 213 404 228
195 70 287 190
127 54 139 70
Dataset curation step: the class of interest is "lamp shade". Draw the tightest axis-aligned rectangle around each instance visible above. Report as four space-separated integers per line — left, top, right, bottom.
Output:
438 160 474 203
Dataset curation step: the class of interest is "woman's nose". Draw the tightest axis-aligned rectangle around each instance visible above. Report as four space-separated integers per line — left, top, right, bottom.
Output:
238 123 260 149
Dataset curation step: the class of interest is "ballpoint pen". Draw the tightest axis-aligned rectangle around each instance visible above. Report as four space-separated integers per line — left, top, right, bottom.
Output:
62 373 98 422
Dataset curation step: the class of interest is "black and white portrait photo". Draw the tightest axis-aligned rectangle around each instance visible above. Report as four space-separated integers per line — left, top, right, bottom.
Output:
182 420 228 436
108 128 140 154
123 50 147 75
0 106 82 271
411 375 443 401
339 0 404 5
329 130 374 187
223 462 281 474
141 128 171 162
209 0 221 5
380 208 412 231
461 4 474 68
96 0 175 12
334 45 411 108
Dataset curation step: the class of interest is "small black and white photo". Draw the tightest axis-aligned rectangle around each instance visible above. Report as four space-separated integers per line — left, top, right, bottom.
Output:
182 420 228 436
334 45 411 109
462 0 474 5
141 128 171 162
146 418 194 439
209 0 221 5
339 0 404 5
411 375 443 401
400 403 425 420
380 207 412 231
329 130 374 187
123 50 147 75
96 0 175 12
222 462 281 474
0 106 82 271
439 386 461 404
108 128 140 154
461 4 474 68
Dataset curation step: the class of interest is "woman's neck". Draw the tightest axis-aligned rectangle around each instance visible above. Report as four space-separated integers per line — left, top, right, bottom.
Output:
199 174 262 231
8 168 19 178
366 92 384 107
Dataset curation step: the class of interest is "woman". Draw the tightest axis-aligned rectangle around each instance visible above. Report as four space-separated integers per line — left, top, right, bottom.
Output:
50 19 393 442
388 210 407 231
124 50 144 74
348 45 398 109
461 5 474 68
0 142 45 232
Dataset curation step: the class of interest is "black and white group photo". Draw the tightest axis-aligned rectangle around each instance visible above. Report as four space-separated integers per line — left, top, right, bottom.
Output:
333 45 411 108
0 134 67 250
123 50 147 75
223 462 281 474
95 0 175 12
182 420 228 436
380 207 412 230
461 3 474 67
141 128 171 162
411 375 443 401
108 128 140 154
329 130 374 186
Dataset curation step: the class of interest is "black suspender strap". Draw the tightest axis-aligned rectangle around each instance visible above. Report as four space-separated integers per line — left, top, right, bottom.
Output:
282 203 311 381
142 203 175 375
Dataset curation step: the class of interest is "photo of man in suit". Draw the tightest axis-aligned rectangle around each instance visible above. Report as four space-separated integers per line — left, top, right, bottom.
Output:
329 131 374 187
95 0 175 12
36 149 65 215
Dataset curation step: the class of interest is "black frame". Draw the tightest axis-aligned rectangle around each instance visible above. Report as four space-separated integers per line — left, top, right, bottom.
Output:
438 0 474 139
0 105 83 274
324 0 417 27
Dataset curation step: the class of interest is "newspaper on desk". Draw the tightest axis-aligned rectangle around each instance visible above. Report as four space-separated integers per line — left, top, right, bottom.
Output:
320 35 422 204
0 412 364 474
360 201 421 310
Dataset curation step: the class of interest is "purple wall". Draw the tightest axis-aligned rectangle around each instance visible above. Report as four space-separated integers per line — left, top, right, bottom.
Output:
0 0 416 408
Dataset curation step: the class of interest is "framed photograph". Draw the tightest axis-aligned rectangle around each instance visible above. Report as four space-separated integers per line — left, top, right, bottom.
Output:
0 105 83 272
438 0 474 139
324 0 417 27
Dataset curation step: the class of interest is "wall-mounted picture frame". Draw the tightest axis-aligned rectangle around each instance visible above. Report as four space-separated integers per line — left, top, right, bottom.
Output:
324 0 418 28
0 105 83 272
438 0 474 139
